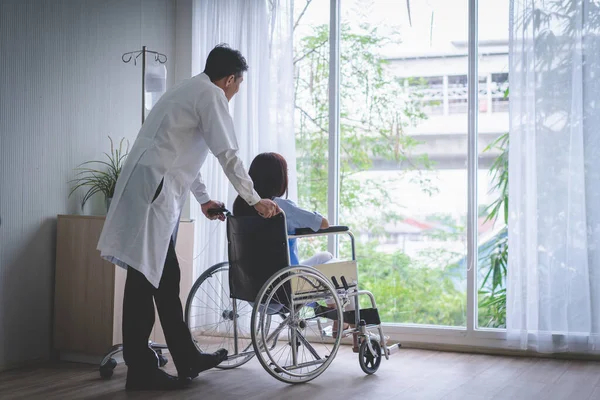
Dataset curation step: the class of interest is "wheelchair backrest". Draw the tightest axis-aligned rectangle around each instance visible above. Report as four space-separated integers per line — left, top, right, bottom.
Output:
227 213 291 302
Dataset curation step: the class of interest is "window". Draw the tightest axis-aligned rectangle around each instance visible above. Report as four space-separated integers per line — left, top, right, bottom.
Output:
335 0 469 327
293 0 330 259
448 75 468 114
409 76 445 116
491 73 509 113
293 0 510 345
477 1 509 331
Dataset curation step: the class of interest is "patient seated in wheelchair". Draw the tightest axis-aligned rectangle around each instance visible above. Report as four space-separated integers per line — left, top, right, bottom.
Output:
233 152 356 341
233 152 331 267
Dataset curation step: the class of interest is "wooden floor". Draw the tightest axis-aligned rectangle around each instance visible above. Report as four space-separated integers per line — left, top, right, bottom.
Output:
3 347 600 400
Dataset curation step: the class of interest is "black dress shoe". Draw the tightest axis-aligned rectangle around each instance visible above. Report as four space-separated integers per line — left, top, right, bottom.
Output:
185 349 228 379
125 367 191 391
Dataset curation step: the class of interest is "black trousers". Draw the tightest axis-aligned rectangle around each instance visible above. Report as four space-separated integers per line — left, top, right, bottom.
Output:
122 238 198 375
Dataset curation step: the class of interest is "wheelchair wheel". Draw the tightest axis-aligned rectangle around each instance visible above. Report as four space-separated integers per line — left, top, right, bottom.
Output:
251 266 343 384
358 339 381 375
185 262 255 369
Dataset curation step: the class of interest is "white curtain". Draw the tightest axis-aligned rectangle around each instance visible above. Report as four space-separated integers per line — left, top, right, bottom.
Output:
507 0 600 352
190 0 296 277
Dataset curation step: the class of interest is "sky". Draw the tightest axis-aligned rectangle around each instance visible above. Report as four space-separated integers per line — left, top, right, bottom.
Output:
294 0 510 57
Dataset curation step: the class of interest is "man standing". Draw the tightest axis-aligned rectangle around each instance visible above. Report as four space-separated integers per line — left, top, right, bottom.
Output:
97 44 279 390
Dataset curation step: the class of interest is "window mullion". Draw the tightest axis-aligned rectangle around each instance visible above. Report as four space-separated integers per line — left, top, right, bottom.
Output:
467 0 479 333
328 0 341 257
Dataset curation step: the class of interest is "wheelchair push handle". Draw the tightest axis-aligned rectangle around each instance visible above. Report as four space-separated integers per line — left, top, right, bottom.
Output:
207 206 231 217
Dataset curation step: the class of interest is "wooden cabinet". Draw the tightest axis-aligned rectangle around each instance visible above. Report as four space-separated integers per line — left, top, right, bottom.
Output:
53 215 195 361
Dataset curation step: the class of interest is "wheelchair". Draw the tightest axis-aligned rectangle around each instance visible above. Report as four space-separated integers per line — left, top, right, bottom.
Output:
183 210 400 383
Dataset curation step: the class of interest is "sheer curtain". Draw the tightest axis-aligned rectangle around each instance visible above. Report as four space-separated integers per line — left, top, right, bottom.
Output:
190 0 295 277
507 0 600 352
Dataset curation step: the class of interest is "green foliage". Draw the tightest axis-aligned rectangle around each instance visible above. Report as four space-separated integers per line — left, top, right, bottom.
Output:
355 241 466 325
294 22 430 223
69 136 129 209
477 114 509 328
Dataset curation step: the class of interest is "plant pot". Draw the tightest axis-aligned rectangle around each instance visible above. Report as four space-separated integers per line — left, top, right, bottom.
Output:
106 197 112 212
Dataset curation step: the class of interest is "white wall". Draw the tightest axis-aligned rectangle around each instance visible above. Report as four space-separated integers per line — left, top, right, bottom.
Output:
0 0 176 371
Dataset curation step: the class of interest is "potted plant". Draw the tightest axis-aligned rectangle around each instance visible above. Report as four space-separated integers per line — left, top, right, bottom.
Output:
69 136 129 212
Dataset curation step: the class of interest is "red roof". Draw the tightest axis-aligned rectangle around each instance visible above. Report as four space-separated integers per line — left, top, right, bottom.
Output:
402 218 435 230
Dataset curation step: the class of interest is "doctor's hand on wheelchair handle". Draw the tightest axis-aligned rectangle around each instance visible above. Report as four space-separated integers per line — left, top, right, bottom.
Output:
201 200 227 221
254 198 281 219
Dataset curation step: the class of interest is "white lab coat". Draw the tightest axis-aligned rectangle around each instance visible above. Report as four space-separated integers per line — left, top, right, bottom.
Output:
97 73 261 288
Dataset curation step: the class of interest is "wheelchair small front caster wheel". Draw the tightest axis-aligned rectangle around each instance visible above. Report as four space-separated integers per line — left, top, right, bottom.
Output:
158 354 168 367
154 348 169 367
99 358 117 379
358 339 381 375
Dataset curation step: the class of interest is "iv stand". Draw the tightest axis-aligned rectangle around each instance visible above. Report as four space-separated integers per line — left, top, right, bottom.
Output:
98 47 170 379
122 46 168 125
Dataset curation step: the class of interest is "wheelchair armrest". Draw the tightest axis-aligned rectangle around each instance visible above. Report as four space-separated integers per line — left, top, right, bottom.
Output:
293 226 349 236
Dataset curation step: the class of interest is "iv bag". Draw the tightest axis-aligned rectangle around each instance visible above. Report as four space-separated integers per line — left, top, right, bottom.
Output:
144 59 167 114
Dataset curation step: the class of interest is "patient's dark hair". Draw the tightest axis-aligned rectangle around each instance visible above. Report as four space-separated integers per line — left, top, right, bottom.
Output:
204 44 248 81
233 152 288 217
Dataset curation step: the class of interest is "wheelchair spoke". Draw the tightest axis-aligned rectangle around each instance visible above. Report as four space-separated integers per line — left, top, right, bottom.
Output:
186 264 255 369
202 276 227 310
252 267 343 383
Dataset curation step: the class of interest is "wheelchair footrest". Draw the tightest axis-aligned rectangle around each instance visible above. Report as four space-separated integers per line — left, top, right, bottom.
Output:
385 343 401 356
313 306 382 326
343 308 381 326
313 305 340 320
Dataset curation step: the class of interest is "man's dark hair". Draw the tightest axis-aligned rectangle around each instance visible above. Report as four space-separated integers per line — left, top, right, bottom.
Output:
203 44 248 82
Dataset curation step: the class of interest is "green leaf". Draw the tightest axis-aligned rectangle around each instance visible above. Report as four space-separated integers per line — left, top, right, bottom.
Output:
68 135 128 208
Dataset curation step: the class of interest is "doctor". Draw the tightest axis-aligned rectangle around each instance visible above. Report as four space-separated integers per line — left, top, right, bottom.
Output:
97 44 280 391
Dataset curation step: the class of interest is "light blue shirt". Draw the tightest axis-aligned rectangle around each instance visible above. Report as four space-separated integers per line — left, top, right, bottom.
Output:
274 197 323 265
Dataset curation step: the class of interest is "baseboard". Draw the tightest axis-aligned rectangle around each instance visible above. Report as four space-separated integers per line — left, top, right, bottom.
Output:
0 352 123 372
58 352 123 365
0 357 50 373
396 341 600 361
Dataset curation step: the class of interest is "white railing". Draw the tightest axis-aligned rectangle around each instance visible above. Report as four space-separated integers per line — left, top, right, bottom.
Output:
409 77 509 115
